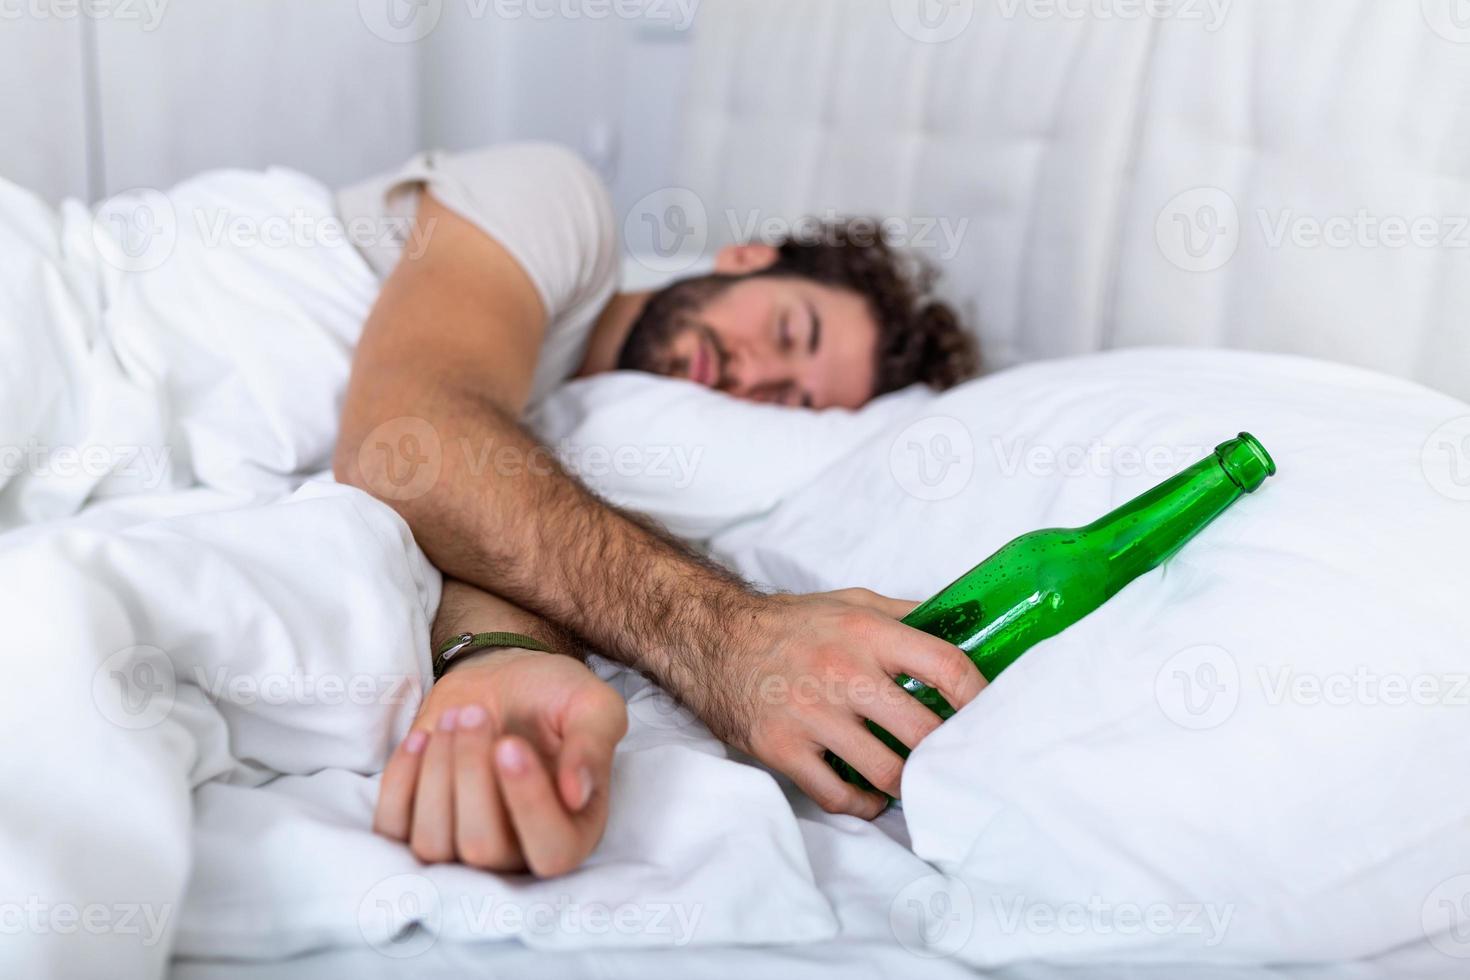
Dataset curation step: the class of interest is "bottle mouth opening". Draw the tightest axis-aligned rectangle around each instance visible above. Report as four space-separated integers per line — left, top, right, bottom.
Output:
1237 432 1277 476
1215 431 1276 492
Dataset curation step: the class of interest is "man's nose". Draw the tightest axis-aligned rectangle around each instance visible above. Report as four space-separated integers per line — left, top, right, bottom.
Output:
722 349 789 398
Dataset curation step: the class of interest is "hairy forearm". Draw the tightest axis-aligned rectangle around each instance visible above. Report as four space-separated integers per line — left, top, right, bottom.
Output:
338 381 761 718
335 209 985 818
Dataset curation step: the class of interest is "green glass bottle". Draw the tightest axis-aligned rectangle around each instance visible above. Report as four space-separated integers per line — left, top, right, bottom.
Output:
831 432 1276 790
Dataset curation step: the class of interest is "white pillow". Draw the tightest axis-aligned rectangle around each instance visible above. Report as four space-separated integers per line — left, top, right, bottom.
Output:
699 347 1470 965
529 372 932 540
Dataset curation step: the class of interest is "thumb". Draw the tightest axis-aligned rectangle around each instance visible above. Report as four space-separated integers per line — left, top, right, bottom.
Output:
555 690 627 814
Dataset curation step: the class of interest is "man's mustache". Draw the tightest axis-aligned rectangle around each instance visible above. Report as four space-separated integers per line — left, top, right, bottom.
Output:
664 325 732 389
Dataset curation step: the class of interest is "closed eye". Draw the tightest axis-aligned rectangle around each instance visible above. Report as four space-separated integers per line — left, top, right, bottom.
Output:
807 301 822 353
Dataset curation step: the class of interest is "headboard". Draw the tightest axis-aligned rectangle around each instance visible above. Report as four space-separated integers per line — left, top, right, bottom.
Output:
674 0 1470 401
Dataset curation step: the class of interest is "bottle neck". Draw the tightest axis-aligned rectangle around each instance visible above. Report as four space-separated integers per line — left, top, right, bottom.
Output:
1083 454 1243 585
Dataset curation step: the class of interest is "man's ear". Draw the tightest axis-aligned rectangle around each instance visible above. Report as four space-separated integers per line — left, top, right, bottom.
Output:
714 243 779 274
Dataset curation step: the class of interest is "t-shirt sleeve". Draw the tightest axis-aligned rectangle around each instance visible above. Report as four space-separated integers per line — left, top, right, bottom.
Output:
415 144 617 319
338 143 619 321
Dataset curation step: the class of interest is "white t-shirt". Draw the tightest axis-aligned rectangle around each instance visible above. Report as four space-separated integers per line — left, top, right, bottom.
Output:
336 143 620 408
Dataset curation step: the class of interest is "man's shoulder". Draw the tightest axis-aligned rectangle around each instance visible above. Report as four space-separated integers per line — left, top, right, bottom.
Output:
438 143 618 313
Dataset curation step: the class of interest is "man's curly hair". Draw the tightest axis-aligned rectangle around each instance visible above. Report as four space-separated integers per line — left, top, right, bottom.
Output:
620 218 979 397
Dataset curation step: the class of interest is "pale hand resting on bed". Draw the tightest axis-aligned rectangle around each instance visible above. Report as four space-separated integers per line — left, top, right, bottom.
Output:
374 637 627 877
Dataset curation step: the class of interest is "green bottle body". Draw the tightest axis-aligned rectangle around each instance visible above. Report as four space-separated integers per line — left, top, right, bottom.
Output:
831 432 1276 788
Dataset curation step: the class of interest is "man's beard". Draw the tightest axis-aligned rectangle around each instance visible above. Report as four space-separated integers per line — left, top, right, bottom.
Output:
615 309 680 374
617 317 727 384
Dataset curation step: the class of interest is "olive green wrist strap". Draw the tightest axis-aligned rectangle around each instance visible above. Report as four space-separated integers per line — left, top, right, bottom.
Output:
433 631 552 680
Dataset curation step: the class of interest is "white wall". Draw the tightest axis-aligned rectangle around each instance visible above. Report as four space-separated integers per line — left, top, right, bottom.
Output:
0 0 696 214
419 9 696 218
0 16 92 202
421 11 619 173
92 0 422 194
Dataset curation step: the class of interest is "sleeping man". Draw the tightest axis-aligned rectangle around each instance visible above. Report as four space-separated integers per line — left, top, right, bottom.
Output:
333 143 985 877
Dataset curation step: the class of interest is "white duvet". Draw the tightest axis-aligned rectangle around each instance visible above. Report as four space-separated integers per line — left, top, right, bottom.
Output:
1 169 1468 979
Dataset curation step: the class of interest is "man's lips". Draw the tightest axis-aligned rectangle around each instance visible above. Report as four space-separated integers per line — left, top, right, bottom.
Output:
690 334 715 387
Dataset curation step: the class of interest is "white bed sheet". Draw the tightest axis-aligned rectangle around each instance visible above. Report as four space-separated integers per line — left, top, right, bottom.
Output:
170 929 1470 980
1 168 1466 979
